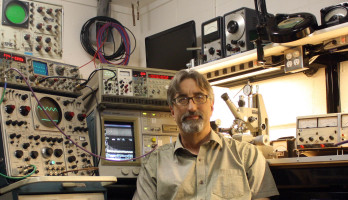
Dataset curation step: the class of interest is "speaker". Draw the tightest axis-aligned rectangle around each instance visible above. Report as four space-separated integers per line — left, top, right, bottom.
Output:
223 7 258 57
201 16 224 63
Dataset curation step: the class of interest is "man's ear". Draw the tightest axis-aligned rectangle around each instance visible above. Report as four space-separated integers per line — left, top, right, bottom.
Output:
170 105 175 116
210 100 214 112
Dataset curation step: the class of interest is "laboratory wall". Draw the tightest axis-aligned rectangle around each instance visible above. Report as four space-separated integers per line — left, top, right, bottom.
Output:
36 0 345 141
40 0 345 79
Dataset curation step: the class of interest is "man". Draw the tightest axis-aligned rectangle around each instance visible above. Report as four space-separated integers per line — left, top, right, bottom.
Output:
133 69 279 200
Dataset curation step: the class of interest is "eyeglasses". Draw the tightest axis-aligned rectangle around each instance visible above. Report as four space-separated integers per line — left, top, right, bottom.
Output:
172 94 209 106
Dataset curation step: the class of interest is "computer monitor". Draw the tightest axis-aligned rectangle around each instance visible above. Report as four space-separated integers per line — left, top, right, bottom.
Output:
101 115 141 166
145 20 197 71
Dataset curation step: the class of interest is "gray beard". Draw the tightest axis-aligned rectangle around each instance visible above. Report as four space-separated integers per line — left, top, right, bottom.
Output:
181 111 204 134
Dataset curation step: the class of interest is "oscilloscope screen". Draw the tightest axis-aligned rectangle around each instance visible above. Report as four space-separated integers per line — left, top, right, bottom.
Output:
104 121 135 161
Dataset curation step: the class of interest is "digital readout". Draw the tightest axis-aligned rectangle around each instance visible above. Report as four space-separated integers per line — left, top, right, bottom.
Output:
148 74 173 80
0 51 26 63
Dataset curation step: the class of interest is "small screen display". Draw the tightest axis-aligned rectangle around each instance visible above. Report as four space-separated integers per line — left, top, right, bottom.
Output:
104 121 135 161
33 60 48 76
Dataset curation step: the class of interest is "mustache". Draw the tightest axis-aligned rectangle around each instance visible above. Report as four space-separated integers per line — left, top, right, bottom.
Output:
181 111 203 122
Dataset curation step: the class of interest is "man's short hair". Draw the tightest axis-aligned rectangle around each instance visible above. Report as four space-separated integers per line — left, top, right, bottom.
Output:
167 69 214 107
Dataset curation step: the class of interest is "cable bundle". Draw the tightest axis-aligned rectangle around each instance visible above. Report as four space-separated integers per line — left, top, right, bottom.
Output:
80 16 135 65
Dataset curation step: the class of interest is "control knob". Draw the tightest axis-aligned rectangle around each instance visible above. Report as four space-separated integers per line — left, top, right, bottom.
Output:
227 20 239 33
5 105 15 114
64 112 74 121
19 106 31 116
22 143 30 149
77 113 86 121
54 149 63 158
208 47 215 55
42 147 53 158
21 94 29 101
68 156 76 163
15 150 24 158
30 151 39 159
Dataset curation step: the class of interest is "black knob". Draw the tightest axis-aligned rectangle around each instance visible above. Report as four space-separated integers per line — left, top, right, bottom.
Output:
71 165 77 169
81 153 86 157
37 7 43 13
54 149 63 157
77 113 86 121
5 105 15 114
45 47 51 52
226 44 232 51
30 151 39 159
208 47 215 55
329 136 334 140
12 120 18 126
64 112 75 121
309 137 314 142
34 135 41 140
25 157 31 162
319 136 324 141
42 147 53 158
299 137 304 142
22 143 30 149
46 137 52 142
9 133 16 139
68 156 76 163
6 120 12 125
18 121 25 126
19 106 31 116
36 23 43 29
45 37 51 43
227 20 239 33
36 45 42 51
57 138 63 143
46 8 53 14
15 150 24 158
82 142 88 147
74 127 81 132
238 40 245 47
46 25 52 31
28 135 34 139
68 150 73 154
16 134 22 139
36 36 42 42
24 34 30 40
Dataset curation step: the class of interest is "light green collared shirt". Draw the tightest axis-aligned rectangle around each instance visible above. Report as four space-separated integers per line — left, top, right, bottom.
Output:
133 130 279 200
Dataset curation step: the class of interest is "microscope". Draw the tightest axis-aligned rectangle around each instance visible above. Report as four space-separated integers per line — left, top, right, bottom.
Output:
221 82 274 158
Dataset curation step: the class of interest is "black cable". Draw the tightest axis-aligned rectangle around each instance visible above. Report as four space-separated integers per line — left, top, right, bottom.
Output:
80 16 136 61
79 68 116 88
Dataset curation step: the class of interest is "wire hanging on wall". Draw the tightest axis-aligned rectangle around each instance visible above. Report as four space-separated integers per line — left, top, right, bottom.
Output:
80 16 136 65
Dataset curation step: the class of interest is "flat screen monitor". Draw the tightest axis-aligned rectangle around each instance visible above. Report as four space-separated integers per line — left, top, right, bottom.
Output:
101 115 140 166
145 20 197 71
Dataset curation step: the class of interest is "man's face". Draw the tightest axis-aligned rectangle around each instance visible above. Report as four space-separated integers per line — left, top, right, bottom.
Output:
170 78 214 135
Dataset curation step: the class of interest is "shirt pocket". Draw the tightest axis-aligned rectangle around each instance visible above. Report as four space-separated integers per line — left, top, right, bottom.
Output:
212 169 248 199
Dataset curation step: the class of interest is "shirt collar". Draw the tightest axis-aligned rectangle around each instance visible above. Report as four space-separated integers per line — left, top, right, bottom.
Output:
174 130 223 154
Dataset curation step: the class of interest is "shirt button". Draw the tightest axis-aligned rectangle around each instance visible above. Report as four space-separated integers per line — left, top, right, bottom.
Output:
199 180 204 184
